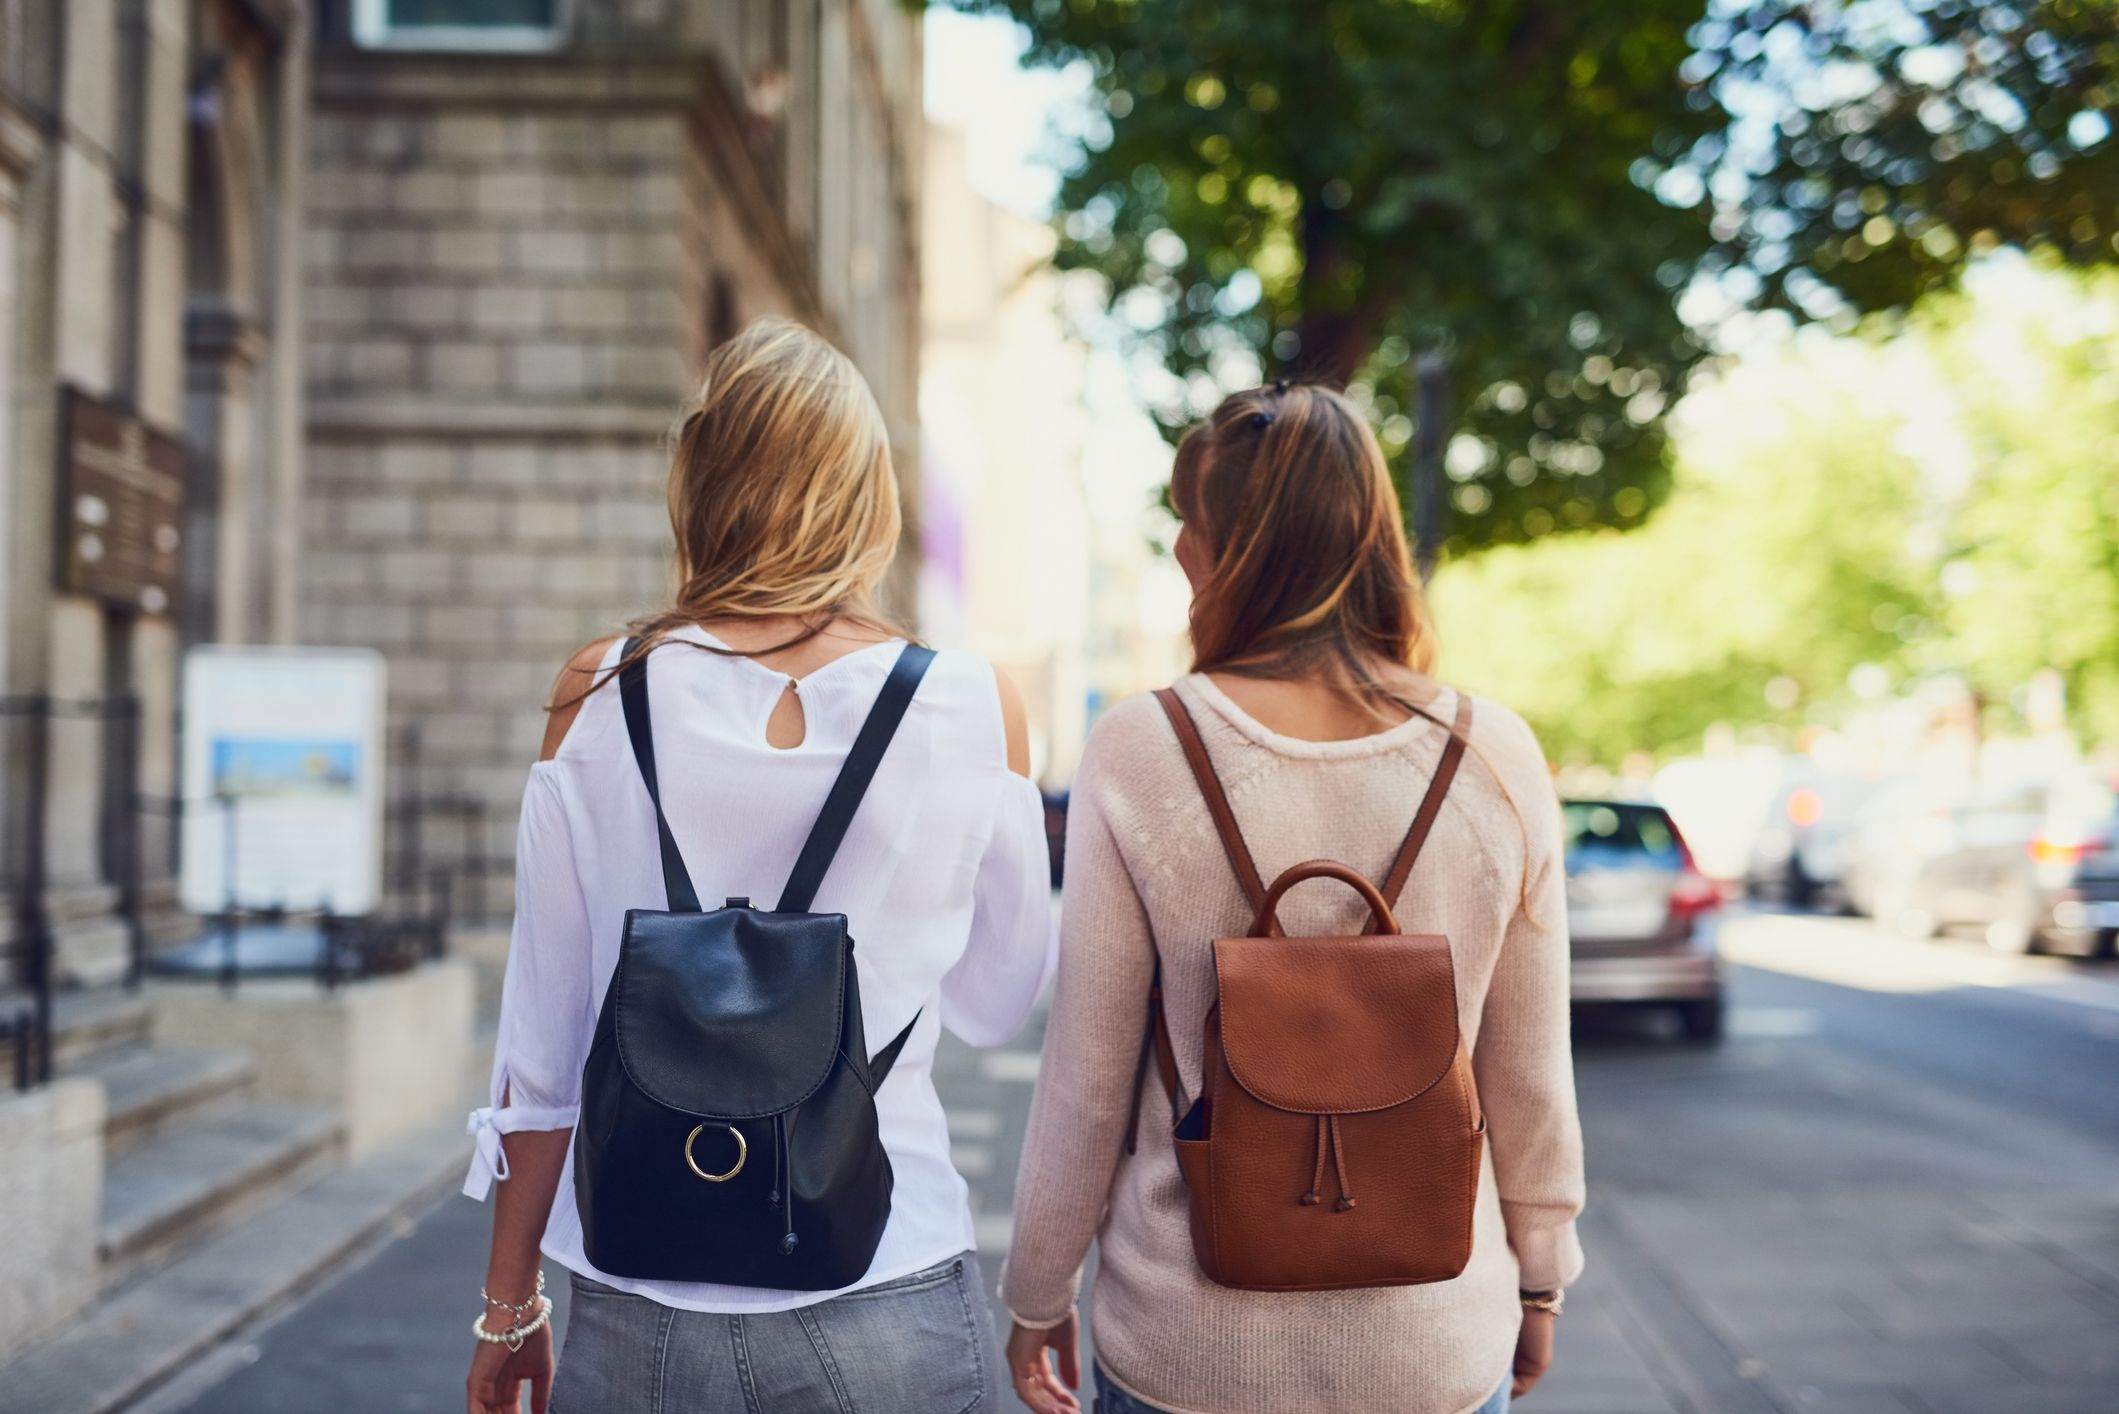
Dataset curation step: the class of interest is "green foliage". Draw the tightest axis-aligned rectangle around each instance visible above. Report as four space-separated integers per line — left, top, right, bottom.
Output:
938 0 2119 553
1433 260 2119 762
1924 265 2119 746
1691 2 2119 318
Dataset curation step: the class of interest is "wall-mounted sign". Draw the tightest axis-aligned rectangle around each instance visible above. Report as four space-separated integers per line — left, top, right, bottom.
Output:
56 386 184 615
179 647 388 915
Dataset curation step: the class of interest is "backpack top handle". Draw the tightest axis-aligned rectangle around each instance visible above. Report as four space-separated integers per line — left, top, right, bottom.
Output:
1249 859 1401 938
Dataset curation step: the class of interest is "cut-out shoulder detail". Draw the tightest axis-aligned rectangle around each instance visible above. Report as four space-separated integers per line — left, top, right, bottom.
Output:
543 636 621 761
993 665 1033 779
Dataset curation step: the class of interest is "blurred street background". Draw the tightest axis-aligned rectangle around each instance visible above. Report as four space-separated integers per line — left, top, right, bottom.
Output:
2 2 2117 1412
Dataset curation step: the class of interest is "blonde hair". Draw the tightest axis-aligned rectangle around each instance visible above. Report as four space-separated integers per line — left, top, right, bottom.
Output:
554 317 904 707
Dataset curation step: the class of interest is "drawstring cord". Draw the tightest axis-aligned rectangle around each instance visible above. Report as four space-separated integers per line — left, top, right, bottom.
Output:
1329 1115 1357 1211
774 1115 798 1256
1299 1115 1357 1212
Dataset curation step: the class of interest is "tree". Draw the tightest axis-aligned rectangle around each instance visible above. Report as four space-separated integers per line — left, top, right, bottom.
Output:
1432 259 2119 763
1431 328 1933 763
941 1 2119 558
1923 263 2119 747
1691 1 2119 320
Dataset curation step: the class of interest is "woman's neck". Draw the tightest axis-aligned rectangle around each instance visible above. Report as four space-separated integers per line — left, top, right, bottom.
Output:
1205 656 1436 743
695 612 895 675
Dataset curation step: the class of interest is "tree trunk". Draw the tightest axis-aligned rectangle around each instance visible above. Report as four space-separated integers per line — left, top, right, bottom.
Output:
1410 351 1452 582
1293 210 1377 386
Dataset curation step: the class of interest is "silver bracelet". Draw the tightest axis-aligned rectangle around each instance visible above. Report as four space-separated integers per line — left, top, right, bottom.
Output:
481 1269 546 1322
473 1293 553 1352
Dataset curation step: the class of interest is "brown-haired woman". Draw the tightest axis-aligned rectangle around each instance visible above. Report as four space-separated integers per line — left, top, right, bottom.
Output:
462 319 1054 1413
1001 383 1585 1414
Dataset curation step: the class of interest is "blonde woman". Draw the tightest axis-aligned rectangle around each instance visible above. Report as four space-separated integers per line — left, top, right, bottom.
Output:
1002 383 1584 1414
462 319 1053 1414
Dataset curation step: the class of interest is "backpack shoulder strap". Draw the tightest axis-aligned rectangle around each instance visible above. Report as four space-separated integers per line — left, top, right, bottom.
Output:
777 643 937 913
619 637 703 914
1130 685 1259 1154
1373 691 1474 924
868 1010 921 1089
1152 687 1267 910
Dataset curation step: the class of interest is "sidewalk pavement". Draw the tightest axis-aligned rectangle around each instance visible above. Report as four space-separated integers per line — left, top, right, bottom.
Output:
131 910 2119 1412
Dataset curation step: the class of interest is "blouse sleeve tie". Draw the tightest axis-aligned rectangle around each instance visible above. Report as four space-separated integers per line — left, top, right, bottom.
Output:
461 1101 581 1200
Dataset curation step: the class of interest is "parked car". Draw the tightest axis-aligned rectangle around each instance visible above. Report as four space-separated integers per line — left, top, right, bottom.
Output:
1563 799 1726 1040
1862 774 2119 956
1745 766 1892 910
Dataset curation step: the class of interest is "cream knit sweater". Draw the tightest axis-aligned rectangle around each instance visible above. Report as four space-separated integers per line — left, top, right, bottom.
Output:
1000 675 1586 1414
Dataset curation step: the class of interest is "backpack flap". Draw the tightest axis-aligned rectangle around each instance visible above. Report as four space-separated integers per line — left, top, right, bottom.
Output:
612 905 849 1119
1211 931 1460 1115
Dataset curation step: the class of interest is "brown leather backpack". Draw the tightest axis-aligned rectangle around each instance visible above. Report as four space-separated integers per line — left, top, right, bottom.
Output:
1130 687 1484 1291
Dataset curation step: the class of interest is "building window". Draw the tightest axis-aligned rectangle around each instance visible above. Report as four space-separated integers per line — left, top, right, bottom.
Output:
351 0 568 52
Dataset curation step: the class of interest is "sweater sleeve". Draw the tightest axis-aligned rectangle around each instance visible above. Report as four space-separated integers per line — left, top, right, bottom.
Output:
1471 717 1587 1291
999 732 1158 1327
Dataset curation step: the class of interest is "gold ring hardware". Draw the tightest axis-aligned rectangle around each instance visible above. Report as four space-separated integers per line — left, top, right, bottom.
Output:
684 1124 747 1182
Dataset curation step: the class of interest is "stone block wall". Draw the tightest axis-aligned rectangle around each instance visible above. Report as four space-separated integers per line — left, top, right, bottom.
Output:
0 1079 104 1361
298 17 922 925
300 72 706 921
303 103 697 411
299 432 672 916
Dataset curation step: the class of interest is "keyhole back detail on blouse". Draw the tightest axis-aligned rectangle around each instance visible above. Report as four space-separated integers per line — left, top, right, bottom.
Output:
766 679 807 750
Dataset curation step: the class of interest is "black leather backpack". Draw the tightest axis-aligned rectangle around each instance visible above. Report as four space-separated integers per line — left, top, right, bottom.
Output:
572 637 935 1289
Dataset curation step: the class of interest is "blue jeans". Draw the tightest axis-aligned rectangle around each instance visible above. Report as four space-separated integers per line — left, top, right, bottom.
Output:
1094 1364 1510 1414
549 1254 996 1413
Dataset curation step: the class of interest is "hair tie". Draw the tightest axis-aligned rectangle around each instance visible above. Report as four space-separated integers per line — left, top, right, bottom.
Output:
1272 379 1289 394
1250 410 1275 430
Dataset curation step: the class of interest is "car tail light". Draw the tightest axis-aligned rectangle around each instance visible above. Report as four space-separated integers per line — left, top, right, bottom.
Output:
1669 869 1721 920
1668 832 1721 924
2029 835 2088 867
1787 787 1823 829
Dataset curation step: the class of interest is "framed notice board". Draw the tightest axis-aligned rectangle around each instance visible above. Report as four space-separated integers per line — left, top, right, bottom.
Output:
55 386 185 615
179 647 389 915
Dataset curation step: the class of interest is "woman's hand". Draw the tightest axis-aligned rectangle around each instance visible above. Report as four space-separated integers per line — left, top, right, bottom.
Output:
1512 1308 1556 1398
1006 1313 1082 1414
468 1322 553 1414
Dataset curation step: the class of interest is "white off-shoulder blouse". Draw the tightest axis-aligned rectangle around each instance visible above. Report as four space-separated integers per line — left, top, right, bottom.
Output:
463 626 1056 1313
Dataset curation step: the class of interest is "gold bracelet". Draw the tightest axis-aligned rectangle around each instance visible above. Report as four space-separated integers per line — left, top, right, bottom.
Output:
1519 1288 1564 1317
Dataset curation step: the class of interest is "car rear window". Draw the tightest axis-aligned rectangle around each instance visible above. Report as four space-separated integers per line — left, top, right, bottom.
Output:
1563 801 1682 865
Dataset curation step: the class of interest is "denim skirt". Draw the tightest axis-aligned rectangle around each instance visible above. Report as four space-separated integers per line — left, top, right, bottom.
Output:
548 1253 996 1414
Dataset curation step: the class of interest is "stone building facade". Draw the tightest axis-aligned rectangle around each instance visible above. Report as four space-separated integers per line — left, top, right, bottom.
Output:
0 0 923 1366
0 0 922 956
1 0 310 985
297 1 922 919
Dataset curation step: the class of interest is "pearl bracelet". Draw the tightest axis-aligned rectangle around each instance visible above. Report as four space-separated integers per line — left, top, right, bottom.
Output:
473 1293 554 1352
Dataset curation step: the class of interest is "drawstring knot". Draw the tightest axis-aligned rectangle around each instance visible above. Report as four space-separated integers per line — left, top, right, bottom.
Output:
1299 1114 1357 1212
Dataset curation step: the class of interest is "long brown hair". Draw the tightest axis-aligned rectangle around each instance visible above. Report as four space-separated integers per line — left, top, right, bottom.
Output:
554 317 904 709
1174 381 1539 915
1172 381 1438 717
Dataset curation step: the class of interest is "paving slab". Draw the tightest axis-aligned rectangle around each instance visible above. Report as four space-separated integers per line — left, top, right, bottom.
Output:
100 1104 343 1265
0 1117 472 1414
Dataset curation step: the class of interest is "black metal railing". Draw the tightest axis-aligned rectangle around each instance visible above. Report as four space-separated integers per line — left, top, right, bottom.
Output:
1 693 144 1091
5 701 497 1091
139 721 491 995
